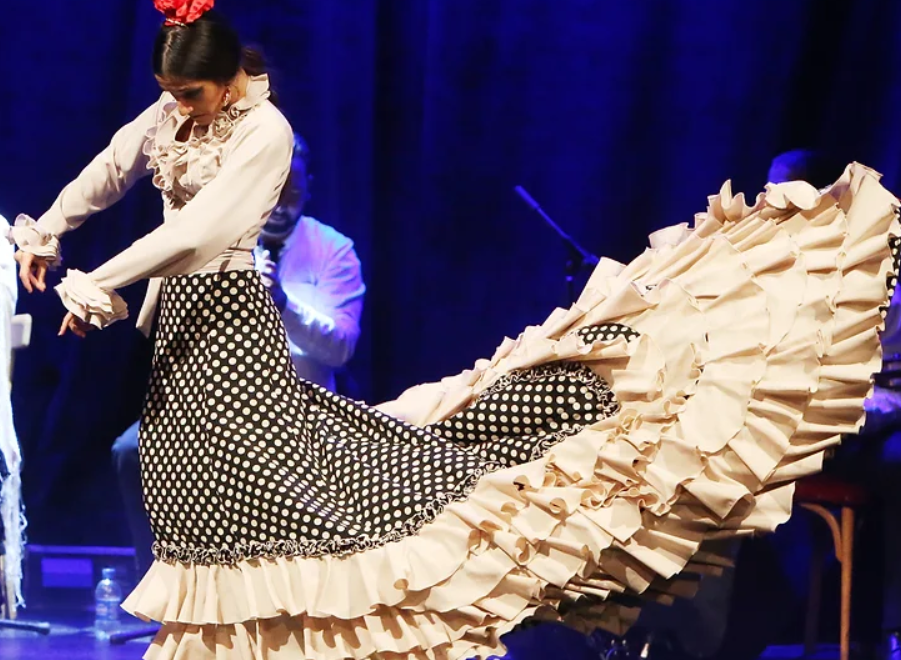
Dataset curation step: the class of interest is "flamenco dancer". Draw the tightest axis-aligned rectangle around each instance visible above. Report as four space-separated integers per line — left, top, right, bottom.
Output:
9 1 900 658
111 131 367 574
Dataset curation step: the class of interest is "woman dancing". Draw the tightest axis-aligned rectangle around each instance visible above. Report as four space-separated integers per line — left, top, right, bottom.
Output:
11 0 900 658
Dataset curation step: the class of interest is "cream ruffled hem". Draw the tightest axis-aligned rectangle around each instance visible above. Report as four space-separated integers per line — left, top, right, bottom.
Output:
55 269 128 329
124 163 899 659
7 214 61 267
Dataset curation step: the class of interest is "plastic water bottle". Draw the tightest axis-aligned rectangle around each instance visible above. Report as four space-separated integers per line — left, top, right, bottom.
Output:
94 567 123 639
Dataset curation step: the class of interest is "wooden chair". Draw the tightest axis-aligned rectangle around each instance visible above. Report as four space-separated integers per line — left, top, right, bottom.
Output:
794 473 869 660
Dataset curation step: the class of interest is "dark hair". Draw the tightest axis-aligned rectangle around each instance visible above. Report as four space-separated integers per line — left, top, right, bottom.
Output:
273 133 311 209
292 133 311 167
292 133 312 203
769 148 842 189
152 10 277 103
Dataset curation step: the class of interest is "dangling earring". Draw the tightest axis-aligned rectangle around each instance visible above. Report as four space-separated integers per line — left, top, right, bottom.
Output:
222 88 232 109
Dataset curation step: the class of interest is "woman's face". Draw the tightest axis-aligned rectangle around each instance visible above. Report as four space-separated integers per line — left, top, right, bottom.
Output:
155 76 228 126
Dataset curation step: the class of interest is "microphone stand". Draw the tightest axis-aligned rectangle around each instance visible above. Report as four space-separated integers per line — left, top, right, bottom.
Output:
514 186 600 305
0 538 51 635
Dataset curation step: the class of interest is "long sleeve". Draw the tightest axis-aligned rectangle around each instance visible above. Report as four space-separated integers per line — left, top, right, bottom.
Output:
280 237 365 368
8 97 164 261
58 107 293 328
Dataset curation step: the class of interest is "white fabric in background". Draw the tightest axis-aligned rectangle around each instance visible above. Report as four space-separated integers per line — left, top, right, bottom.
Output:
0 214 24 606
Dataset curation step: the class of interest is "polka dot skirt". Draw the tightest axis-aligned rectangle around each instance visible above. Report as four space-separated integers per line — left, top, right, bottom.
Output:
141 271 625 566
887 234 901 305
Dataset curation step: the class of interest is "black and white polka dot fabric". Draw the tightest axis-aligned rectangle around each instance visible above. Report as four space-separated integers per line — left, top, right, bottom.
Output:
429 363 618 468
880 233 901 320
577 322 640 345
140 271 629 565
888 235 900 302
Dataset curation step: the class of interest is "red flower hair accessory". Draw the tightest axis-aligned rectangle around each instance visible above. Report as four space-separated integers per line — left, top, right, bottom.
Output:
154 0 215 27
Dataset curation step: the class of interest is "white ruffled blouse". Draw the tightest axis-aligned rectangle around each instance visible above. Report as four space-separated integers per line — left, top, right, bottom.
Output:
9 75 293 334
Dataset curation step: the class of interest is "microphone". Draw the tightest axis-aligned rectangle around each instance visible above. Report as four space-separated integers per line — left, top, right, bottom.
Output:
514 185 542 213
258 237 282 264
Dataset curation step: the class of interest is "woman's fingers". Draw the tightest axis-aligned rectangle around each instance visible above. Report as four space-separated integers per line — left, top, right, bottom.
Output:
59 312 89 338
35 261 47 292
15 252 34 293
58 312 72 336
14 252 48 293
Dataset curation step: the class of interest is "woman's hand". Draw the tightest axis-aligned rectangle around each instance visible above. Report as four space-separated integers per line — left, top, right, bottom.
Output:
58 312 94 338
14 251 48 293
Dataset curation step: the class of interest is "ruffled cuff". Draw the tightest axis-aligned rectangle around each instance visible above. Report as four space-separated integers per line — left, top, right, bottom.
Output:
55 269 128 329
7 214 62 267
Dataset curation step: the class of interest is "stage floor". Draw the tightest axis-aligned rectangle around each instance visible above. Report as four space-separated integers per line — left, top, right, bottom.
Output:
0 610 846 660
0 610 155 660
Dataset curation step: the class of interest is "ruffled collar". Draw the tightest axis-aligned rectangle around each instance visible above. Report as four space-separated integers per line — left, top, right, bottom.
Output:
145 74 272 207
230 73 271 112
164 73 271 142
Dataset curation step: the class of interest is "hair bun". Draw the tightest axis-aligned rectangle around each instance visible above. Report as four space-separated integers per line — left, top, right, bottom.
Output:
154 0 215 26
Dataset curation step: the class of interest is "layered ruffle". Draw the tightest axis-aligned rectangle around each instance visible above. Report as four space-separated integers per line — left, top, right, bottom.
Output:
7 214 61 267
124 163 899 659
55 269 128 329
9 215 129 328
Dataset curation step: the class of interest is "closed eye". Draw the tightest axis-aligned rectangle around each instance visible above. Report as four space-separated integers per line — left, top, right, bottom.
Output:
177 88 203 101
